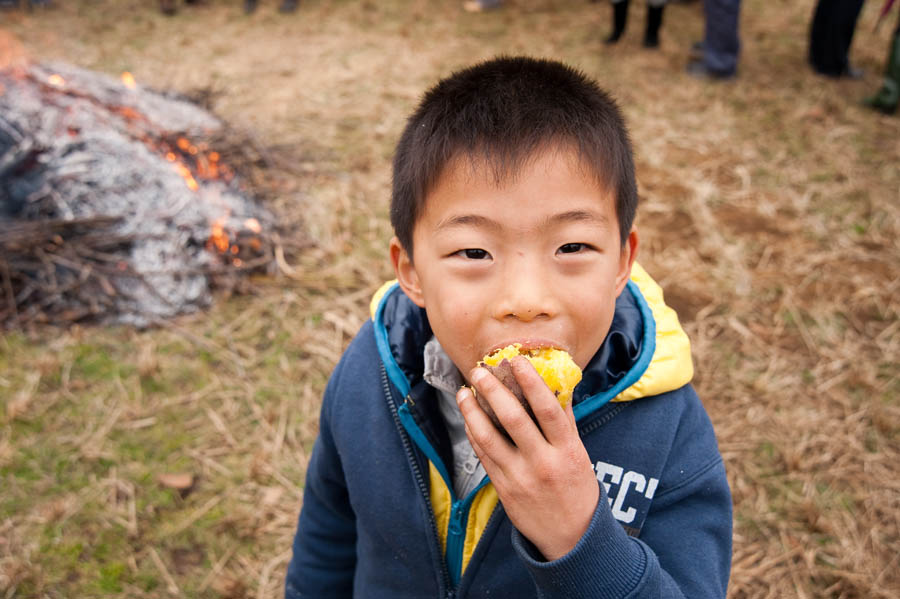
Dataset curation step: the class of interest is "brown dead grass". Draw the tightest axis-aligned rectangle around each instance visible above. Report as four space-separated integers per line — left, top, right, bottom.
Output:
1 0 899 597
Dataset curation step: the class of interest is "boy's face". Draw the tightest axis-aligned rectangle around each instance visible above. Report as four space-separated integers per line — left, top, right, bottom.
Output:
390 146 637 380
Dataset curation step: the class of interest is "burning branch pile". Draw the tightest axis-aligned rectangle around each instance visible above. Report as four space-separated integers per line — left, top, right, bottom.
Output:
0 62 287 328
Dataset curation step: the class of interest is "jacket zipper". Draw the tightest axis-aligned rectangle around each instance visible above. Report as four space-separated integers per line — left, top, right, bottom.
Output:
446 501 466 585
380 364 455 597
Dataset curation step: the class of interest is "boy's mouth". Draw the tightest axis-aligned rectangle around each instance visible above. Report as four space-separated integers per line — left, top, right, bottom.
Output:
484 338 569 358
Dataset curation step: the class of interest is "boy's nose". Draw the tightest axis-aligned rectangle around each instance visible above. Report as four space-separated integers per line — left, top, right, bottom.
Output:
492 262 558 322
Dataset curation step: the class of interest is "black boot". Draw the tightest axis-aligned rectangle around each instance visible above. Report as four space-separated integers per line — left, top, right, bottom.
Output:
864 25 900 115
244 0 257 14
605 0 629 45
643 4 664 48
279 0 298 12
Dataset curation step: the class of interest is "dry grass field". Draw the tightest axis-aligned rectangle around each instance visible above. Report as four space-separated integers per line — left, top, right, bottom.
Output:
1 0 898 597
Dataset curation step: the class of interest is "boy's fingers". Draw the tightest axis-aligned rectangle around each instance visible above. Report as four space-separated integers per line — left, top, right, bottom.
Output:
464 423 503 483
469 366 545 452
456 384 516 466
509 356 574 447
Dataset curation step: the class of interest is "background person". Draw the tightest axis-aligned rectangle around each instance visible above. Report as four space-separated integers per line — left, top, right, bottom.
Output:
864 1 900 113
687 0 741 79
604 0 667 48
808 0 866 78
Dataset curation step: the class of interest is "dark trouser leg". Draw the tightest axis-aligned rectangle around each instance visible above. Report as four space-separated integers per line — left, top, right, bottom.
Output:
606 0 630 44
808 0 865 77
644 4 664 48
702 0 741 75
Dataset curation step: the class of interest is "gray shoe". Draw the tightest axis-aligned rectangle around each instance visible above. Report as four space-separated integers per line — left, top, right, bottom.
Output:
686 59 734 81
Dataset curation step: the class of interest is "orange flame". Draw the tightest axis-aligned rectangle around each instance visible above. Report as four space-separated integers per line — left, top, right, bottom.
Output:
209 218 230 253
121 71 137 90
47 74 65 87
173 162 199 191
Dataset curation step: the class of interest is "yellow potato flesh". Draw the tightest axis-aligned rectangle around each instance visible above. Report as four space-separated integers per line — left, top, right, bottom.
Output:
481 344 582 408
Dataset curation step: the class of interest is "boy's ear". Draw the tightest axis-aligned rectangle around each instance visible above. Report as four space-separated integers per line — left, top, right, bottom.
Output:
389 237 426 308
615 229 639 297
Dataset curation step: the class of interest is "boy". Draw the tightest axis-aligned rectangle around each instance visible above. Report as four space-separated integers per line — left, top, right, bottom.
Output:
285 56 732 598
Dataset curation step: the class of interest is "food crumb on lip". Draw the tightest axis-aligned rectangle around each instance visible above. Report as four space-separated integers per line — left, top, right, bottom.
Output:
484 339 567 356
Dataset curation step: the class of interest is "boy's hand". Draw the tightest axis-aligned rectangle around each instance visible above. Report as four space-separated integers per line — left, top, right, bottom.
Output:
457 356 599 561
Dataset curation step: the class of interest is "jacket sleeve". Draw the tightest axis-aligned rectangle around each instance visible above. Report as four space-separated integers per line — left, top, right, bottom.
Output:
510 457 732 598
285 360 358 599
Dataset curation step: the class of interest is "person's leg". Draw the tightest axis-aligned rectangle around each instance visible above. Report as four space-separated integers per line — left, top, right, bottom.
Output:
245 0 257 13
644 0 665 48
606 0 630 44
809 0 864 76
864 17 900 114
837 0 865 76
702 0 740 75
280 0 298 12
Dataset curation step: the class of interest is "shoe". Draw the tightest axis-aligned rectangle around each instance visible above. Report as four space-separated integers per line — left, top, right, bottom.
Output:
842 64 864 79
279 0 298 12
605 0 629 44
244 0 257 14
686 59 734 81
463 0 501 12
863 27 900 115
689 40 705 59
160 0 176 15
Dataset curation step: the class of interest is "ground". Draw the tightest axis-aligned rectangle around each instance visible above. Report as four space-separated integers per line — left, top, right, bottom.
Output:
1 0 898 597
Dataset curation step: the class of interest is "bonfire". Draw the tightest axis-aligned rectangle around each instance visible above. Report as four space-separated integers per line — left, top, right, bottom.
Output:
0 61 291 328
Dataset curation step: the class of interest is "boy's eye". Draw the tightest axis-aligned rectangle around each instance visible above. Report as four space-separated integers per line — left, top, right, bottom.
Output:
558 243 589 254
456 248 491 260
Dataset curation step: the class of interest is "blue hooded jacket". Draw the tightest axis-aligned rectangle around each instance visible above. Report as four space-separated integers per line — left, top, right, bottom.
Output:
285 264 732 598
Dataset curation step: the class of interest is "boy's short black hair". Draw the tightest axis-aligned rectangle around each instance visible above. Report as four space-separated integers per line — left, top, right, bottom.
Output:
391 56 638 254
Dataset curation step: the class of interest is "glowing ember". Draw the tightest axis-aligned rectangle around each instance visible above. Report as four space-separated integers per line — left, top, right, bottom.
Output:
121 71 137 90
173 163 199 191
244 218 262 233
47 74 65 87
209 218 230 253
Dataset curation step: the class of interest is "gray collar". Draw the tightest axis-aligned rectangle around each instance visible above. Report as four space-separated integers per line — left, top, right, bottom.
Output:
423 336 465 395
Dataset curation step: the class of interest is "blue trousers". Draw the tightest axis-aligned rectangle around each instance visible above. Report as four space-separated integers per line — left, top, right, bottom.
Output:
703 0 741 75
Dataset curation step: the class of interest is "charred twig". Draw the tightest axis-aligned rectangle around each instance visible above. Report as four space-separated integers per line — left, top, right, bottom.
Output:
0 256 19 324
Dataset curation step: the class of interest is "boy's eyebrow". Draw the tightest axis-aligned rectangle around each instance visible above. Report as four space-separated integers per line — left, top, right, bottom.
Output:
434 214 502 232
435 210 610 232
545 210 611 227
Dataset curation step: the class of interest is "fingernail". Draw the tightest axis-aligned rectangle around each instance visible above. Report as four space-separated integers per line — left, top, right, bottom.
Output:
457 386 472 405
470 367 487 384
